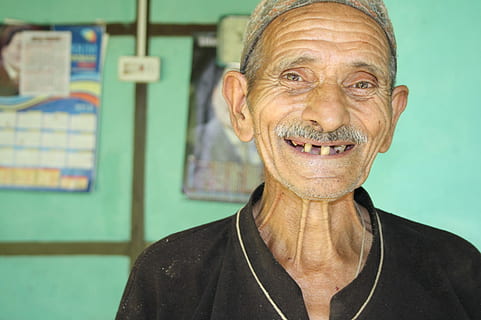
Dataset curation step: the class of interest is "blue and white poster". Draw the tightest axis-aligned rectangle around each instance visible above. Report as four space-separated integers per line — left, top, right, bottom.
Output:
0 24 105 192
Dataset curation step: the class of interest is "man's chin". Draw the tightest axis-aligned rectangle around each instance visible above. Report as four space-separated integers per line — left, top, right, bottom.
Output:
280 180 358 202
263 167 365 201
293 188 354 202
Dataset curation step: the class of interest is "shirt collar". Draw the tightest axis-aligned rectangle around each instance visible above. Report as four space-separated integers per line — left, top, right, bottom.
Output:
235 184 382 319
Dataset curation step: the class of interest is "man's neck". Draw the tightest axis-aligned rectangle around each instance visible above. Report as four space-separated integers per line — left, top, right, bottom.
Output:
253 180 373 319
253 180 371 275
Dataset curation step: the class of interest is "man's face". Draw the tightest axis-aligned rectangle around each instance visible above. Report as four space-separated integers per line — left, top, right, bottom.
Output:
226 3 408 200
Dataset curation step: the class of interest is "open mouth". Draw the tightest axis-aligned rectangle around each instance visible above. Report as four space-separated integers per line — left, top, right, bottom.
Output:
286 139 355 156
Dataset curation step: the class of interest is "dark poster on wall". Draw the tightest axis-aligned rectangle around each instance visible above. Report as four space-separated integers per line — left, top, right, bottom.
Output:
182 32 263 203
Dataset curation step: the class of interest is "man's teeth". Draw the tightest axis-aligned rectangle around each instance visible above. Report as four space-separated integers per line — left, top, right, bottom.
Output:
333 145 347 154
304 143 312 153
320 146 330 156
300 142 349 155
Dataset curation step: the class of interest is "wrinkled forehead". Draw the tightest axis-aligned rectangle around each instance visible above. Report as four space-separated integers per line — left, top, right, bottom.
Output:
265 3 390 51
240 0 396 74
257 4 392 76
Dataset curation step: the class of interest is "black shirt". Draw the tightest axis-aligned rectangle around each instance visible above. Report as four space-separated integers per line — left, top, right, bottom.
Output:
116 186 481 319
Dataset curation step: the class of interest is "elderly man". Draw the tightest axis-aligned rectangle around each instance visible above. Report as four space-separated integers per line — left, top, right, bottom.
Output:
116 0 481 319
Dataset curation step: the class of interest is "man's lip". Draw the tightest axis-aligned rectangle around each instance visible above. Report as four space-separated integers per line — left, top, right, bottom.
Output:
284 138 355 156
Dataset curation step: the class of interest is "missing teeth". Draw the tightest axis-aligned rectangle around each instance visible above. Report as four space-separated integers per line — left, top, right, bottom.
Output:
333 145 347 154
290 139 352 155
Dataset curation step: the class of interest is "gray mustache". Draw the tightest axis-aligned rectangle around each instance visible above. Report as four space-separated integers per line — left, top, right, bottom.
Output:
275 122 368 144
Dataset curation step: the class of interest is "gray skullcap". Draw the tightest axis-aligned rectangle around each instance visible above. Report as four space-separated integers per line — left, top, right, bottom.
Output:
240 0 396 74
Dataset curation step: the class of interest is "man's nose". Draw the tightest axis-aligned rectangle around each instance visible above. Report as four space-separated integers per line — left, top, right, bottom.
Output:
301 83 350 132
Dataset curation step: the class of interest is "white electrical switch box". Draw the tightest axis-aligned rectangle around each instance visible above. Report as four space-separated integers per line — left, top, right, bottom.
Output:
118 56 160 82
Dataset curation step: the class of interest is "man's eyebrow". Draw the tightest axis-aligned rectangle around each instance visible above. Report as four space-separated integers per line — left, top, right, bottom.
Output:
271 57 389 79
350 61 387 78
273 56 318 72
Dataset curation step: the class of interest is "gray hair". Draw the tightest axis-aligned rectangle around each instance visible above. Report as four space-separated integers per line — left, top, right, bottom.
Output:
275 121 368 144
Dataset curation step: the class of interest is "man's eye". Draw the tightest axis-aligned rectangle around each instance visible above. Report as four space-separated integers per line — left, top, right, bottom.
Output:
283 72 302 81
352 81 373 89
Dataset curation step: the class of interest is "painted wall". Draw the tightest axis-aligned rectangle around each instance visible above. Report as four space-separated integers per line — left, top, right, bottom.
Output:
0 0 480 318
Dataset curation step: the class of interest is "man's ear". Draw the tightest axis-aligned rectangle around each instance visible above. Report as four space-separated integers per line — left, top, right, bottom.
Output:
379 85 409 153
222 70 254 142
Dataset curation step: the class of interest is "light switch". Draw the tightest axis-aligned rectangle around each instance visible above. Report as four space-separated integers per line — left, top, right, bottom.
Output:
118 56 160 82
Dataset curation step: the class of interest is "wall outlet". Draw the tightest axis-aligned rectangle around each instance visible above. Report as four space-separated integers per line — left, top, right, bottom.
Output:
118 56 160 82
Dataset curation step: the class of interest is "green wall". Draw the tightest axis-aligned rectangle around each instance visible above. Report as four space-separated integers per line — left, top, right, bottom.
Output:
0 0 480 318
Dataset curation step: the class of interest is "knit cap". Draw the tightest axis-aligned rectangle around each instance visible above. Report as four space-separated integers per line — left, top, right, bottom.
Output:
240 0 396 73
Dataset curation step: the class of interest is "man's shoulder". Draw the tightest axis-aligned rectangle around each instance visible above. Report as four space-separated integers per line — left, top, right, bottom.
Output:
378 209 480 267
116 215 239 318
378 209 481 315
132 215 235 276
157 215 234 248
